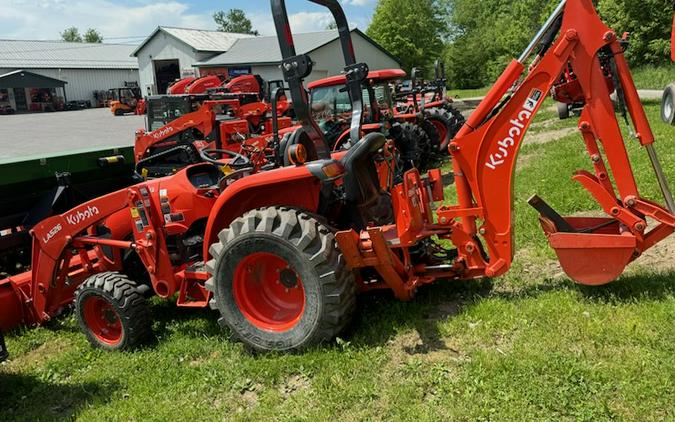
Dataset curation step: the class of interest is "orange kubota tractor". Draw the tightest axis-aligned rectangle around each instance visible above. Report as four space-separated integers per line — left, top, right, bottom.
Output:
108 84 146 116
0 0 673 355
134 95 293 178
167 74 291 132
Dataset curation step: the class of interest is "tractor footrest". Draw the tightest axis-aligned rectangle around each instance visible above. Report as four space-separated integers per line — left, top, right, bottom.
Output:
539 216 636 286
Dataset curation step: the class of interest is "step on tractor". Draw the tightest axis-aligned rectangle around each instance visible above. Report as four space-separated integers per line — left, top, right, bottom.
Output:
0 0 674 355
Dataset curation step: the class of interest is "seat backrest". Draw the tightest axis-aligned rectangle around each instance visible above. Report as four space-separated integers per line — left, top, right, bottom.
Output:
340 132 386 207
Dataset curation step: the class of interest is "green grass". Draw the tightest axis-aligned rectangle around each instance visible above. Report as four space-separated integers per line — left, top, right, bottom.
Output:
447 86 491 99
448 63 675 98
2 102 675 421
630 63 675 90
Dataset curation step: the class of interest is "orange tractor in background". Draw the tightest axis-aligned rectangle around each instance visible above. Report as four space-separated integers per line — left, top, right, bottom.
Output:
167 73 291 132
0 0 673 357
108 84 146 116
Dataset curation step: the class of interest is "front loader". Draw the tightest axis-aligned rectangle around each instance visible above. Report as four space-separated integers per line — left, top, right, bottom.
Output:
0 0 673 355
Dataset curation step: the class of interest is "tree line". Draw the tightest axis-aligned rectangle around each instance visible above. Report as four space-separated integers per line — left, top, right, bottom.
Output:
60 2 672 89
367 0 674 89
208 3 674 90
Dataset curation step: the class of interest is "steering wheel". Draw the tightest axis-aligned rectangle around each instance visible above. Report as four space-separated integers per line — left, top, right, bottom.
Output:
217 167 254 191
199 148 251 169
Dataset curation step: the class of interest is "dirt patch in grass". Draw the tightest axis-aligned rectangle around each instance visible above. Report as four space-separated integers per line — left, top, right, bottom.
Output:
634 228 675 272
4 338 70 371
279 374 311 398
388 325 464 367
525 127 578 145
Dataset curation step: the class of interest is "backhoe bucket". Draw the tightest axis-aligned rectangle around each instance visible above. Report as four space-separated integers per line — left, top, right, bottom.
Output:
540 217 637 286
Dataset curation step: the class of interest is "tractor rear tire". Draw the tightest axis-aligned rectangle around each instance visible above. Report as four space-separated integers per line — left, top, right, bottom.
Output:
428 106 465 152
390 123 421 176
400 122 433 172
661 84 675 125
75 272 151 351
205 207 356 352
420 119 441 153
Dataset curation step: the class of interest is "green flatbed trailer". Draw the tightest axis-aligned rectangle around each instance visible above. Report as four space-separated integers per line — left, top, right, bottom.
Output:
0 146 137 274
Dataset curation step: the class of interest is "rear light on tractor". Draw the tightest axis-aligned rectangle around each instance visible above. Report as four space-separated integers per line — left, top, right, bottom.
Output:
287 144 308 165
322 162 344 178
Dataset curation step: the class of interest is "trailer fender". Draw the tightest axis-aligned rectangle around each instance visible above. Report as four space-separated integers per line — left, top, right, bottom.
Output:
202 164 333 259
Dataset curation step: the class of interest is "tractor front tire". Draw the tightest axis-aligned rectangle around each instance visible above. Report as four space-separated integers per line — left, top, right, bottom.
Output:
556 102 570 120
114 109 124 116
205 207 356 352
75 272 151 351
661 84 675 125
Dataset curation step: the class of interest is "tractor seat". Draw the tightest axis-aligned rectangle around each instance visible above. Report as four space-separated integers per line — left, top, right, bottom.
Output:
340 132 392 227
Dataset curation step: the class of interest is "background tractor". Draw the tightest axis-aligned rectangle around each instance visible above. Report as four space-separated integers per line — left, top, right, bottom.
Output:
108 83 145 116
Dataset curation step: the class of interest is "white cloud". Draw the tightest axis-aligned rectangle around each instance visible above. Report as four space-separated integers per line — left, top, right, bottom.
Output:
250 11 348 36
341 0 377 6
0 0 214 41
0 1 371 42
289 11 336 33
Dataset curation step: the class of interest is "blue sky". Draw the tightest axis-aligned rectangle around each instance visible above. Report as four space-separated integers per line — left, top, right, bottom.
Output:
0 0 378 42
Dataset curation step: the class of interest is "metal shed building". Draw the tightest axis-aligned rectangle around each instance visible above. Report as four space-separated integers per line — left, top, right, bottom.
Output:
131 27 254 95
194 29 401 84
0 40 139 112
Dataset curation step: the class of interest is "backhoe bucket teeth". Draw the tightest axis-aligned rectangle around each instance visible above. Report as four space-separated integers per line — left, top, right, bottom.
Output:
539 216 637 286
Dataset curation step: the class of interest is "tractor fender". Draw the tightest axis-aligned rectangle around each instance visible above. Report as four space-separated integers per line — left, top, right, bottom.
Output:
202 165 327 259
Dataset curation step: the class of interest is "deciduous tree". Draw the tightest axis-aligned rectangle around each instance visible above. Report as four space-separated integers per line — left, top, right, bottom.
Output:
213 9 260 35
367 0 446 75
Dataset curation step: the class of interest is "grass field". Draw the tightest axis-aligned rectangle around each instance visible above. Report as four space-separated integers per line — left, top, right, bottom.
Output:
449 63 674 99
2 101 674 421
631 63 675 90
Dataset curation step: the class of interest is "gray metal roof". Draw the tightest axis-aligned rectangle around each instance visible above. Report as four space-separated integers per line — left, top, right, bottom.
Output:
0 70 67 88
196 30 341 67
195 29 401 67
132 26 255 56
0 40 138 69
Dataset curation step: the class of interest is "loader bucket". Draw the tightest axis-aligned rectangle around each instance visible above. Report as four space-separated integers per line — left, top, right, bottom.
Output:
540 217 637 286
0 272 32 331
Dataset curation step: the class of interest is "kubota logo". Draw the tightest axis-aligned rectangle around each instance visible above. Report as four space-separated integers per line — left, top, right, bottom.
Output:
42 223 62 243
153 127 174 139
485 89 542 170
65 205 100 226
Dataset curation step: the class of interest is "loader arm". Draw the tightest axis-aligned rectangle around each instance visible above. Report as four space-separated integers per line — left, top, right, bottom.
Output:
439 0 675 282
0 189 132 329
